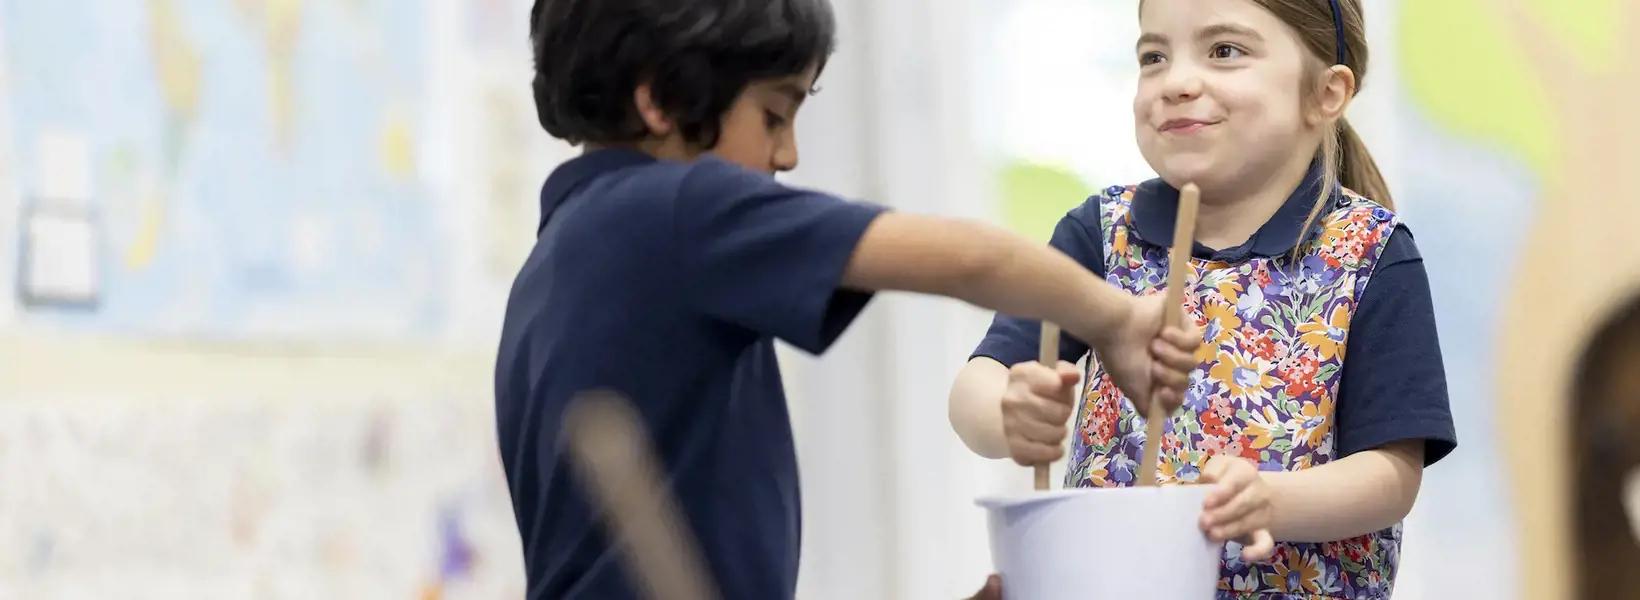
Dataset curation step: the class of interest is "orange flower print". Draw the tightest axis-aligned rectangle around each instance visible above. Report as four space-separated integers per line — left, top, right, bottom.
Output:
1319 221 1349 248
1297 304 1351 360
1202 301 1242 342
1215 277 1244 305
1111 225 1129 256
1290 393 1334 449
1208 349 1281 405
1240 406 1285 451
1082 455 1111 487
1263 547 1324 593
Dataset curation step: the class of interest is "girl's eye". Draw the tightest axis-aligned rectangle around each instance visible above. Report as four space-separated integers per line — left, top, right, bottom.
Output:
1139 51 1165 66
1210 43 1246 59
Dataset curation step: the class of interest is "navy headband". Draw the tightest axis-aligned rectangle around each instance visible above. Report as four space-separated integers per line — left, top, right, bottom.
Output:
1328 0 1347 64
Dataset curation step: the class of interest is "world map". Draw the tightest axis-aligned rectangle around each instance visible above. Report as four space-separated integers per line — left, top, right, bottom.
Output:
1 0 442 341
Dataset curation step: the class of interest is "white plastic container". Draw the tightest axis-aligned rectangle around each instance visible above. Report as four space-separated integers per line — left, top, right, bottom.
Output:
976 485 1222 599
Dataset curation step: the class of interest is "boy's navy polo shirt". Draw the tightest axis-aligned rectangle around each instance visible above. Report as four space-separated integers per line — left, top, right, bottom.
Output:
495 149 886 600
973 176 1458 466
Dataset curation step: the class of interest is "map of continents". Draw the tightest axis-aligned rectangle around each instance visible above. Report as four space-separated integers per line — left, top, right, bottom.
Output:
1 0 441 340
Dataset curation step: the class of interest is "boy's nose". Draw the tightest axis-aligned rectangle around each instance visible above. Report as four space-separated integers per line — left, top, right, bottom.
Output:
772 144 799 173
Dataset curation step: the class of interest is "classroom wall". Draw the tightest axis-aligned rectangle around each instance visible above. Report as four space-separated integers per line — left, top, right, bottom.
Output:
0 1 532 598
0 0 1622 599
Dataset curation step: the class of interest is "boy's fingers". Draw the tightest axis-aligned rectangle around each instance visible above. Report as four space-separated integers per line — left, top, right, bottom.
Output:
1151 387 1183 413
1151 335 1199 372
1149 361 1189 394
1159 323 1203 347
1055 360 1082 383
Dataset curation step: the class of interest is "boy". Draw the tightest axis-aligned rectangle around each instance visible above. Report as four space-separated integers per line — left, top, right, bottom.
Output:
497 0 1203 598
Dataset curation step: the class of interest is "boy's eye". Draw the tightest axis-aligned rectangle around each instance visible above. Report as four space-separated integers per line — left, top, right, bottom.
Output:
764 110 789 129
1210 43 1246 59
1138 51 1165 66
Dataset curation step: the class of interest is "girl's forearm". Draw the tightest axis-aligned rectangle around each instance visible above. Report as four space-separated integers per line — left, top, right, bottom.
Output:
948 357 1012 459
1260 440 1425 543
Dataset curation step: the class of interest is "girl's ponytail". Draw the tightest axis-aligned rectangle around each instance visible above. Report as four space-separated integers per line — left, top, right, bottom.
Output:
1336 117 1392 209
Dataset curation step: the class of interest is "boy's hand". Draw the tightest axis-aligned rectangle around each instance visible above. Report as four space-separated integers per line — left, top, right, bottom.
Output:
1094 294 1202 414
1199 455 1276 562
1001 359 1081 466
965 574 1002 600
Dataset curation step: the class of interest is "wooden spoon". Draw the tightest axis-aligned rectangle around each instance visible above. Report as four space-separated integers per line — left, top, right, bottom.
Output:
1136 183 1200 487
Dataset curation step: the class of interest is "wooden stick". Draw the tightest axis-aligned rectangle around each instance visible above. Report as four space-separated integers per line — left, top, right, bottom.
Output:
563 391 720 600
1035 321 1061 490
1137 183 1200 487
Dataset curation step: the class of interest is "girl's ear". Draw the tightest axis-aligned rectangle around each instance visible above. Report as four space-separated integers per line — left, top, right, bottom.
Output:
1308 65 1356 127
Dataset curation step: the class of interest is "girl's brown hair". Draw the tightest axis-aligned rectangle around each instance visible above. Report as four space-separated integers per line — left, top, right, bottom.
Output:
1249 0 1393 253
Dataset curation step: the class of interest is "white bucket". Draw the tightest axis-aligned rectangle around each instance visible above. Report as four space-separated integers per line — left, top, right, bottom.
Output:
976 485 1222 599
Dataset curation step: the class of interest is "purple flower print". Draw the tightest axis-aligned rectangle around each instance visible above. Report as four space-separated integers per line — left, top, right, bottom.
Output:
1185 371 1213 412
1298 254 1339 292
1176 460 1201 482
1108 452 1137 484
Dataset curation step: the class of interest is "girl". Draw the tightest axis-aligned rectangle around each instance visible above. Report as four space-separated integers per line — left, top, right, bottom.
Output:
948 0 1457 597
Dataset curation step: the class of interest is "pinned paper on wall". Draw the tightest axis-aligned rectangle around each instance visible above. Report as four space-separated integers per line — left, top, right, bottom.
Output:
17 203 101 308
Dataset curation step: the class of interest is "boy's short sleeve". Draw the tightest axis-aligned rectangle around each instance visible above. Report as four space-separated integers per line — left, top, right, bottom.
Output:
673 159 888 355
971 198 1106 367
1335 226 1459 466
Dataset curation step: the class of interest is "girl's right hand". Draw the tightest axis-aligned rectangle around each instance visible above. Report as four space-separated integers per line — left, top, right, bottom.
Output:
1001 359 1082 466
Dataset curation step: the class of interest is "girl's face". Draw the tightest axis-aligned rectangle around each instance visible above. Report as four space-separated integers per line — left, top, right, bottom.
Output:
1133 0 1321 197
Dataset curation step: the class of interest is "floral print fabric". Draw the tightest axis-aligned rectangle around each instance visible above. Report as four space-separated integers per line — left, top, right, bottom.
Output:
1065 185 1401 599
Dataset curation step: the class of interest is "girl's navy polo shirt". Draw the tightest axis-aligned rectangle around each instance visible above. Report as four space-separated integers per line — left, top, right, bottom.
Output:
974 178 1458 466
495 149 886 600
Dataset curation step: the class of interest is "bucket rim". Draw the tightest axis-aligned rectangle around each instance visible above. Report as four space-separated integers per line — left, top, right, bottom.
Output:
974 483 1215 510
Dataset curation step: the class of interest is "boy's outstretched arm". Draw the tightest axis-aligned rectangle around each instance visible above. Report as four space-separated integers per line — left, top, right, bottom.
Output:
839 212 1132 348
675 161 1195 412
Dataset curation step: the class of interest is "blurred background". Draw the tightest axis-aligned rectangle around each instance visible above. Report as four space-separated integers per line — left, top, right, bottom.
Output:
0 0 1629 598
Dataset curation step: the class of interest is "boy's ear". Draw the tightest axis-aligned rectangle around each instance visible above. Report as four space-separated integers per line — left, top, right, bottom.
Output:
1308 65 1356 126
633 83 674 137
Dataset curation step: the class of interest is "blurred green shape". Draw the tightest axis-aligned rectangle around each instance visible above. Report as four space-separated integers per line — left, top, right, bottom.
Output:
998 159 1093 243
1398 0 1557 173
1398 0 1622 175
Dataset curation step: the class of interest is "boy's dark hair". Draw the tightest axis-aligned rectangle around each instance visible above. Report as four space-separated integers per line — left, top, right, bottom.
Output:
529 0 836 148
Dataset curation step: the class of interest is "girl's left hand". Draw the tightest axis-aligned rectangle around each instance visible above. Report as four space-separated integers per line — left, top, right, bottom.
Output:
1199 455 1276 562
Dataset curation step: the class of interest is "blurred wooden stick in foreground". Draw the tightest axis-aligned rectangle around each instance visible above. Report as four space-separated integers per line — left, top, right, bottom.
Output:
563 390 720 600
